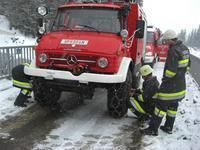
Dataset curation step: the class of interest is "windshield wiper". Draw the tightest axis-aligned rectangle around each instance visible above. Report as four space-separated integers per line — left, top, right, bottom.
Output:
76 24 100 32
53 24 74 32
58 24 67 28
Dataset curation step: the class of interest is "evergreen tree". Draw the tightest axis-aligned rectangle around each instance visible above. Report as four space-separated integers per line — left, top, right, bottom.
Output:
192 29 197 47
195 25 200 48
178 29 186 42
186 26 200 48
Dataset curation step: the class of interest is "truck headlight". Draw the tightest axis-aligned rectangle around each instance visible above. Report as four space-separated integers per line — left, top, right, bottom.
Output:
97 57 108 68
37 6 48 16
39 53 47 63
120 29 128 38
38 27 45 34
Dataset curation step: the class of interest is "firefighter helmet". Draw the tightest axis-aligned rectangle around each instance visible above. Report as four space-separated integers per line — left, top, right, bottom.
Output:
140 65 153 76
162 29 177 40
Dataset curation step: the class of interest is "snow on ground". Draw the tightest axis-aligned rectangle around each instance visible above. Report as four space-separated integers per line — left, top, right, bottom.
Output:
190 47 200 59
0 15 36 47
34 109 134 150
0 64 200 150
0 79 21 121
0 62 200 150
140 62 200 150
0 79 34 121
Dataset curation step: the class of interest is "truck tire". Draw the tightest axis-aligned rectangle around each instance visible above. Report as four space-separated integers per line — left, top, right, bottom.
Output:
33 78 61 107
132 64 141 89
132 74 141 89
151 55 158 68
107 70 132 118
150 62 154 68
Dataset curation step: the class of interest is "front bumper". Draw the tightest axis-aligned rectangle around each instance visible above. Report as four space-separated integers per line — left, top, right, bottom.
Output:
159 57 167 62
24 57 131 84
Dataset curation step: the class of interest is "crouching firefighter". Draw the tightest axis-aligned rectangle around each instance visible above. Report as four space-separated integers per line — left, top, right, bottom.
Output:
141 29 191 136
12 63 32 107
128 65 160 124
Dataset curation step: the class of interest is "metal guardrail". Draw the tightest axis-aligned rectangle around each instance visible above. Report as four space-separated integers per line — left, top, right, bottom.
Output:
0 46 35 79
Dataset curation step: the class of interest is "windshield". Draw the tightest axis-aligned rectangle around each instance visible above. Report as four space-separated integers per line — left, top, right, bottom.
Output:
147 32 154 43
52 7 121 34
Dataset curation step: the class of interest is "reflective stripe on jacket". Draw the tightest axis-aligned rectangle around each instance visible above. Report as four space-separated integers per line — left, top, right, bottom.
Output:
12 64 32 89
140 76 160 103
156 40 190 101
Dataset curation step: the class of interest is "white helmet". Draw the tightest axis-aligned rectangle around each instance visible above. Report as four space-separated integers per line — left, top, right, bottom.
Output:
162 29 177 40
140 65 153 76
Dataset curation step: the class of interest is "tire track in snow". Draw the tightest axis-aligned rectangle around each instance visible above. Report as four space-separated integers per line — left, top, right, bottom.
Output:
0 92 81 150
0 88 143 150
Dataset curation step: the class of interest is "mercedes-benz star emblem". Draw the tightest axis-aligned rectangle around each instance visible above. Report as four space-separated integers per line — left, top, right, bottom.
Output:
66 55 78 65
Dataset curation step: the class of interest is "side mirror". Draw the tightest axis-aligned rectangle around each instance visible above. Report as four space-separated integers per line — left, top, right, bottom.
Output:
37 18 45 37
120 29 129 43
122 3 131 16
135 20 145 38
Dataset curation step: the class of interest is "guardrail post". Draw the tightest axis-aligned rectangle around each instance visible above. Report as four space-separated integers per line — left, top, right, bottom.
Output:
6 48 12 79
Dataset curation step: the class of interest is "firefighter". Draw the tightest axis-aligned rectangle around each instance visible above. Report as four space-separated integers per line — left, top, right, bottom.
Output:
129 65 159 125
141 29 191 136
12 64 32 107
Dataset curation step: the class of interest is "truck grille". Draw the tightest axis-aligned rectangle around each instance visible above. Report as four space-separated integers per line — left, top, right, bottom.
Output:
47 54 97 70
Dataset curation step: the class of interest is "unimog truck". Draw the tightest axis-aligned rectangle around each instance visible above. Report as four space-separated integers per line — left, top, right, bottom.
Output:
25 0 147 118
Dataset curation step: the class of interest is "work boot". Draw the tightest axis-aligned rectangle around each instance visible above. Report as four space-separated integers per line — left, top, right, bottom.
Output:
138 114 149 122
14 93 28 107
138 115 150 128
139 119 150 129
160 126 172 134
140 127 158 136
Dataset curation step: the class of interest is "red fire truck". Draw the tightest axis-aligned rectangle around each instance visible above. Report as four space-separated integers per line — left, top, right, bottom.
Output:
144 26 161 67
25 0 147 118
157 39 169 62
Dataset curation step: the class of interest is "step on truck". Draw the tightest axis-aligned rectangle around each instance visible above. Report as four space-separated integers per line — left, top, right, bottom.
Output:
25 0 147 118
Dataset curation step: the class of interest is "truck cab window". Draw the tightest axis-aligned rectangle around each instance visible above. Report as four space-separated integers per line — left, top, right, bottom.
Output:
147 32 154 43
52 8 121 34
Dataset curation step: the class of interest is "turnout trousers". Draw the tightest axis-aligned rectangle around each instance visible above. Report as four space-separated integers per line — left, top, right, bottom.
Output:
12 64 32 91
129 96 155 118
149 100 179 132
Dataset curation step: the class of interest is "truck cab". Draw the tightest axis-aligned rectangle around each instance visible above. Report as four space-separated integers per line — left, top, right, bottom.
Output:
144 26 160 67
157 39 169 62
25 0 147 118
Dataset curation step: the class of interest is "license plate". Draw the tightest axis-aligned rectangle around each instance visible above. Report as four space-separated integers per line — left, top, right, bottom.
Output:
61 39 88 45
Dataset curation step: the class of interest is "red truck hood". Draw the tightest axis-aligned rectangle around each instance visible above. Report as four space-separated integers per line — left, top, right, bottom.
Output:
157 44 168 51
37 31 122 55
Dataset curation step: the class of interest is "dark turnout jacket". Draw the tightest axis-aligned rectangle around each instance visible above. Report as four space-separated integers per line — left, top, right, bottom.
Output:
136 76 160 103
129 76 159 115
155 40 190 101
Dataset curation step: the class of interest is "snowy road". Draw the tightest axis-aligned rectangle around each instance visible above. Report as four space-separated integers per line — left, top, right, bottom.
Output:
0 62 200 150
0 87 141 150
190 55 200 86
